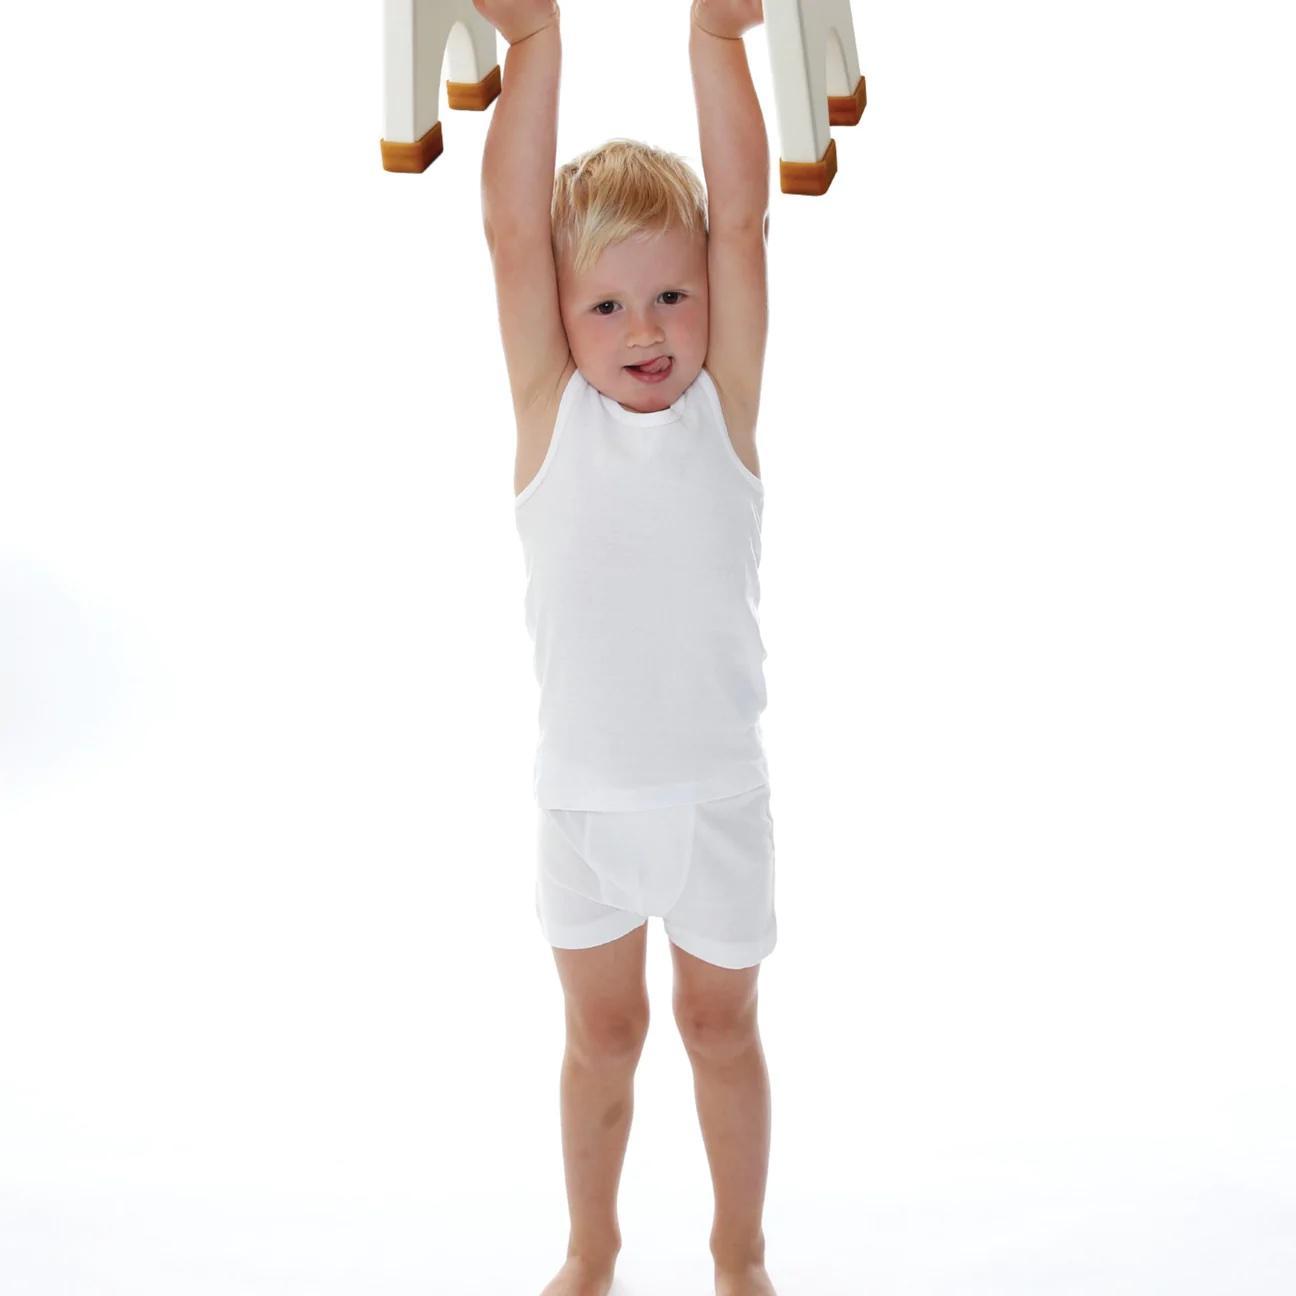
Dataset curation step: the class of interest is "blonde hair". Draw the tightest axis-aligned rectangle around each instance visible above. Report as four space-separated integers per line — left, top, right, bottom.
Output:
551 138 708 277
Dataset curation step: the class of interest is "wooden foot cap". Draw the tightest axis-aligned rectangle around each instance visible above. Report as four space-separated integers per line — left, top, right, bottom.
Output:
381 121 443 173
828 75 867 126
779 137 838 196
446 64 501 111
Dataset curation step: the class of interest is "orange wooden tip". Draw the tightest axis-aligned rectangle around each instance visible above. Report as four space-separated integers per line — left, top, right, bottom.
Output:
828 74 867 126
779 137 837 196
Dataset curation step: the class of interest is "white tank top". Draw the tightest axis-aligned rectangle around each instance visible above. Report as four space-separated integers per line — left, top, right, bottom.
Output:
514 364 770 811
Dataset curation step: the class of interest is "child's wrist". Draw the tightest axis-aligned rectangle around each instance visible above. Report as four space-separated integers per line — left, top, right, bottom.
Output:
508 16 559 47
691 16 743 41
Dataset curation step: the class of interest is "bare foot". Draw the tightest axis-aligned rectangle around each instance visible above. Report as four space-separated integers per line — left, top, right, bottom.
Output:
539 1253 618 1296
715 1261 778 1296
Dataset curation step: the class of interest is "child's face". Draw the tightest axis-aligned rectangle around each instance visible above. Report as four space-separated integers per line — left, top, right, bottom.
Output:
557 224 709 413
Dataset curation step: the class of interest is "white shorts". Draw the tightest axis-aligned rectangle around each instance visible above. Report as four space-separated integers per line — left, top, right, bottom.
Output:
534 782 777 970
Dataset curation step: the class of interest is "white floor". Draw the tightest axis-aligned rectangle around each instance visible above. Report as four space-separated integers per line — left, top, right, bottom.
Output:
3 1156 1292 1294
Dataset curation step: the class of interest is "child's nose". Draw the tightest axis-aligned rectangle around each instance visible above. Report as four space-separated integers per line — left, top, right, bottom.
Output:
626 314 664 344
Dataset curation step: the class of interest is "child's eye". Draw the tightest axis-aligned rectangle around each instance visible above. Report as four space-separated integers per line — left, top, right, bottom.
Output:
593 292 685 316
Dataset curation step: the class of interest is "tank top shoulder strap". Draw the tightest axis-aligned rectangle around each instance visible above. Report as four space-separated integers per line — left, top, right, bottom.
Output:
691 367 765 494
514 365 586 509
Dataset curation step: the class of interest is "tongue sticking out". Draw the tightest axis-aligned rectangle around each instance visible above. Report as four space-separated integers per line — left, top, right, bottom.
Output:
633 356 671 374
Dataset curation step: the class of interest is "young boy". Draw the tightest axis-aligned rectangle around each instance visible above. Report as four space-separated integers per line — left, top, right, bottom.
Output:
478 3 779 1294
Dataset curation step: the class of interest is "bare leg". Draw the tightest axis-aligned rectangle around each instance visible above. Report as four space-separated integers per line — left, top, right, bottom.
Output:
540 921 650 1296
670 939 778 1296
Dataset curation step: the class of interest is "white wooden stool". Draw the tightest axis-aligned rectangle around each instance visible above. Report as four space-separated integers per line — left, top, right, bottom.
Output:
380 0 866 195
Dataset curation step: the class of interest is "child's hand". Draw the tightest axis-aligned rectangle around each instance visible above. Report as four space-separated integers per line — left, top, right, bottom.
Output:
472 0 560 46
691 0 763 40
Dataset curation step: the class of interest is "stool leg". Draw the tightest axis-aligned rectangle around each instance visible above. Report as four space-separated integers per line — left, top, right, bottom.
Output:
445 7 502 112
380 0 501 174
766 0 867 195
824 1 866 126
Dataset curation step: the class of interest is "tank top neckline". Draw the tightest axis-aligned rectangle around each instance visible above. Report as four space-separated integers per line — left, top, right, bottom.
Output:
592 372 685 427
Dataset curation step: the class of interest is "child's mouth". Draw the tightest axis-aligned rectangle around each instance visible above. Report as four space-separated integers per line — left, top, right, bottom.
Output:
625 356 673 383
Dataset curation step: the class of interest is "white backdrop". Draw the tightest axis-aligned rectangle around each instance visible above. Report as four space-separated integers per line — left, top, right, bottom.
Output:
1 1 1293 1292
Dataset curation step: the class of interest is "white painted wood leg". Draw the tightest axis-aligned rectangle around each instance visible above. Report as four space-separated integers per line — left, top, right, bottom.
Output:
765 0 867 195
381 0 501 173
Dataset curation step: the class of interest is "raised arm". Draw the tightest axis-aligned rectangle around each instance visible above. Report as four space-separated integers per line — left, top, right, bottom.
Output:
690 1 770 230
479 2 560 236
477 2 570 421
689 2 771 462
